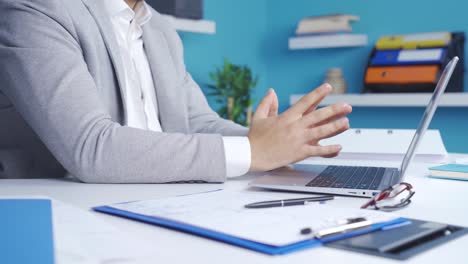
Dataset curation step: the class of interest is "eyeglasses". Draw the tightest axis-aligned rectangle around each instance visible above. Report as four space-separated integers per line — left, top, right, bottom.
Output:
361 182 415 211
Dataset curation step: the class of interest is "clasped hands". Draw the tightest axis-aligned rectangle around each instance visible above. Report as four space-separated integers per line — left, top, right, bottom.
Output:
248 83 352 172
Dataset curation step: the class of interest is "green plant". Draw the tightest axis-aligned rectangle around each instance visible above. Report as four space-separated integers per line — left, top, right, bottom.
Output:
207 59 259 126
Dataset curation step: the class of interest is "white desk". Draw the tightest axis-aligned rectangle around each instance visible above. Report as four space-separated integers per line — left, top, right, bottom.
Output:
1 155 468 264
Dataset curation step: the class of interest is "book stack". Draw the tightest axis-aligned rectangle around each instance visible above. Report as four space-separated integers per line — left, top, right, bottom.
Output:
289 14 367 49
364 32 465 93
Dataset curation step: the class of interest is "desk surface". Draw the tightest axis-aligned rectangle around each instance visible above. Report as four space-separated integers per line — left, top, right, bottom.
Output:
1 156 468 264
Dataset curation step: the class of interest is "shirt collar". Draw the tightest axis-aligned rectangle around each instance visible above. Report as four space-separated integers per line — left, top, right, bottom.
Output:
134 1 152 26
103 0 152 26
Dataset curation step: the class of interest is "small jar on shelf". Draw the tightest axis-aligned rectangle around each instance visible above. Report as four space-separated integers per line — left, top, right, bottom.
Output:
325 68 347 94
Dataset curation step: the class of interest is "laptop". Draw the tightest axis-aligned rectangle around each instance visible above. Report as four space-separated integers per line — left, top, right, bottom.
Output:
250 56 459 198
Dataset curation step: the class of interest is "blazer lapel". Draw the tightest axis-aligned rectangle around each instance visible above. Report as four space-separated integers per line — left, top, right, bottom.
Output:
142 26 187 133
81 0 128 122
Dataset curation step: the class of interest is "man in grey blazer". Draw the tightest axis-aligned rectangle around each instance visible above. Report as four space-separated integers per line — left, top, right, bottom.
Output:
0 0 352 183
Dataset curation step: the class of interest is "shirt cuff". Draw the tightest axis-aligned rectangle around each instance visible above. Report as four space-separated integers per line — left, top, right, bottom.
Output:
222 136 251 178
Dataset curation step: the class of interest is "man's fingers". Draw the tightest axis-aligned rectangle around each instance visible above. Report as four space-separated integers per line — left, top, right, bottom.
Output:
306 118 350 142
283 83 332 119
320 152 340 158
253 88 275 120
301 102 352 128
305 144 342 157
268 89 279 117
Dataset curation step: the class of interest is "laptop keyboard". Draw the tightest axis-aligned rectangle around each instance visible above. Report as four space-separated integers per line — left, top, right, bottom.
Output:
305 166 387 190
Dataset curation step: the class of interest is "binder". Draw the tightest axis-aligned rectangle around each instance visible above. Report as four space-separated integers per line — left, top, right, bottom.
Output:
364 32 465 93
0 199 55 264
376 32 451 50
365 65 439 84
371 48 447 66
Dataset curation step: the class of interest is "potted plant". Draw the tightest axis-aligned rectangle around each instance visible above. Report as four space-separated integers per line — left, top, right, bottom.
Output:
207 59 259 126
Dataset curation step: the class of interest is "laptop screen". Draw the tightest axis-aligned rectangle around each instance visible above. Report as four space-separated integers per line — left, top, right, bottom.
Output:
399 57 459 179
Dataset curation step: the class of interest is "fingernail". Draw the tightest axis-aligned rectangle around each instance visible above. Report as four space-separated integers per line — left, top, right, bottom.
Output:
342 117 349 125
323 83 333 91
267 88 273 94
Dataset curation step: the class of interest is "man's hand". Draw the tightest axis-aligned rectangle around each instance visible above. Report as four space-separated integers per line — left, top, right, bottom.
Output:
248 84 352 172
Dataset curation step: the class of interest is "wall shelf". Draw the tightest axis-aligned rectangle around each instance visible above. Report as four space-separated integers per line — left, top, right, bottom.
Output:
289 34 368 50
290 93 468 107
161 15 216 34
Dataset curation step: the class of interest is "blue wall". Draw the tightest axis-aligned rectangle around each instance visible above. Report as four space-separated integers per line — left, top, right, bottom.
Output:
182 0 269 110
265 0 468 107
181 0 468 153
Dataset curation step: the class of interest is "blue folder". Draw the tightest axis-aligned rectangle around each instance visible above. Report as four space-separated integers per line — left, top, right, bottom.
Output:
0 199 55 264
94 205 408 255
371 48 446 66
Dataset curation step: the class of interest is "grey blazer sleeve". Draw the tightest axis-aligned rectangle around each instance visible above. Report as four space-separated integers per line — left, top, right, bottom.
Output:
0 0 243 183
185 73 249 136
149 11 249 137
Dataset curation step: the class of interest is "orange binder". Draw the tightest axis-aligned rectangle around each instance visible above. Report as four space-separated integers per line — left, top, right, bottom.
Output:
365 65 439 84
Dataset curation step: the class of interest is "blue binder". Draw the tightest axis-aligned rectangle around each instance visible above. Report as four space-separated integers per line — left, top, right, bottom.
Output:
0 199 55 264
94 205 408 255
371 48 446 66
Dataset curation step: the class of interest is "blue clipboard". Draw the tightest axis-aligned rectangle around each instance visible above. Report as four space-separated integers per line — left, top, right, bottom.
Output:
94 205 408 255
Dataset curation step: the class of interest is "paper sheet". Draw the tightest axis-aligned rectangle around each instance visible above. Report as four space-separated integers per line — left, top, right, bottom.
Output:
109 190 398 246
52 200 155 264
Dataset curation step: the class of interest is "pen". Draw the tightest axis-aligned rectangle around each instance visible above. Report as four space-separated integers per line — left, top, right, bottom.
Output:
244 195 334 209
300 217 372 238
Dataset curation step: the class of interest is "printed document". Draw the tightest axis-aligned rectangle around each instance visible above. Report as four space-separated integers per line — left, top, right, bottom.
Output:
109 190 398 246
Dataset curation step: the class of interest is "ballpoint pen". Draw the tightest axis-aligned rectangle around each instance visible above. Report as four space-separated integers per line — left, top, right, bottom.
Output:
300 217 372 238
244 195 334 209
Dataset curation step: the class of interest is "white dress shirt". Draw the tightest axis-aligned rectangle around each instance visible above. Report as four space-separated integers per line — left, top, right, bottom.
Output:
104 0 251 178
